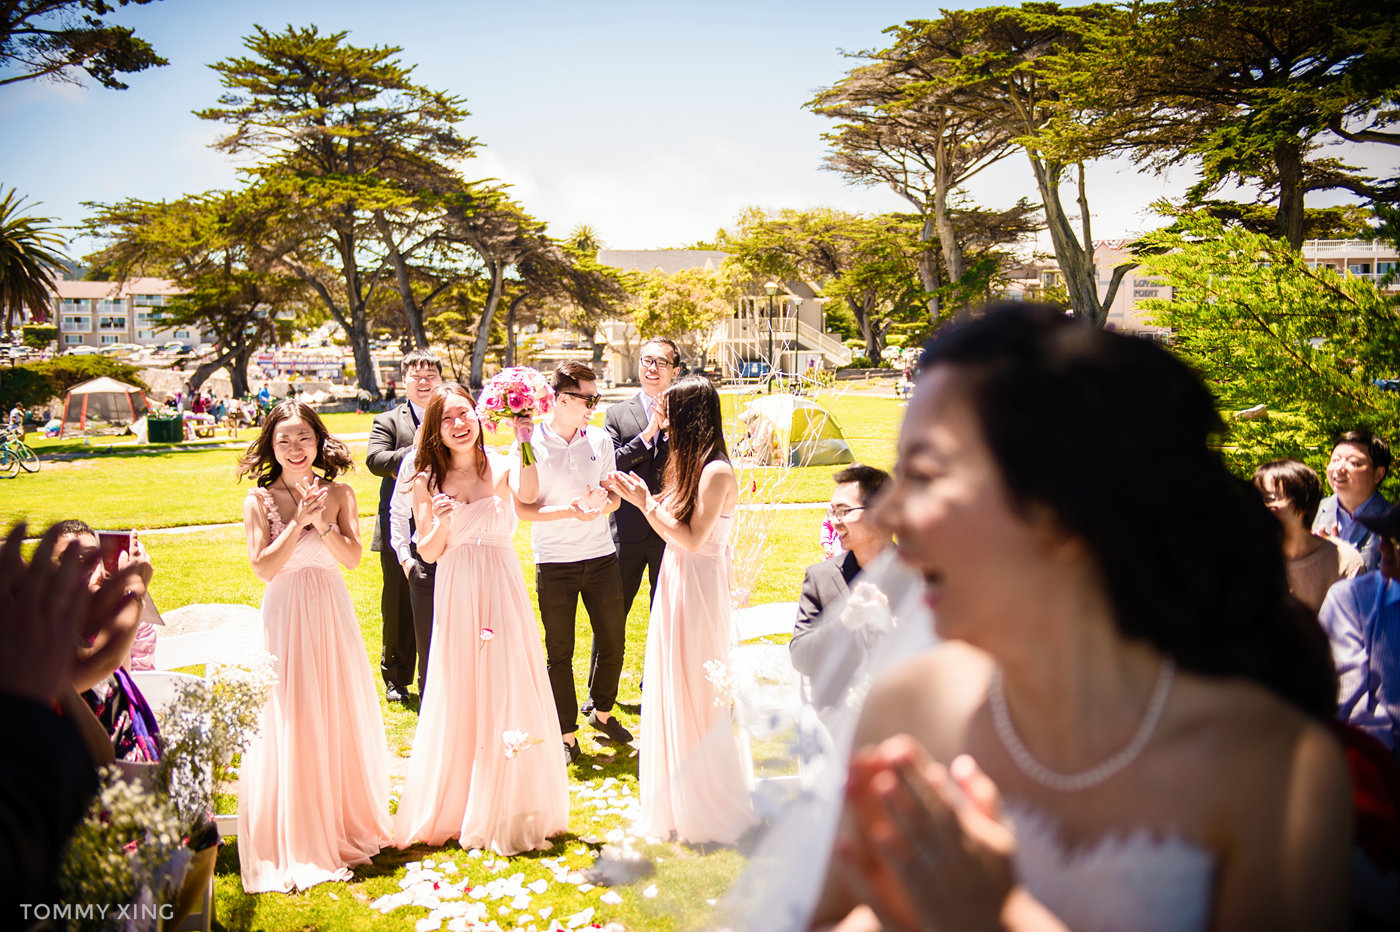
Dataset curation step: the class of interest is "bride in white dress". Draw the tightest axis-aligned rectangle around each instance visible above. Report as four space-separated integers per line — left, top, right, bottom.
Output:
795 306 1351 931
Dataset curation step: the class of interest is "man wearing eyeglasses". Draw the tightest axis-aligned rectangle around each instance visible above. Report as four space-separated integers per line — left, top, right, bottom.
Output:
604 338 679 621
1314 430 1392 571
790 464 893 709
517 361 632 762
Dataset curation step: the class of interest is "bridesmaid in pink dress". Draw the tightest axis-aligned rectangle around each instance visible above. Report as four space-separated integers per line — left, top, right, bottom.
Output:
392 383 569 855
605 376 757 845
235 401 391 893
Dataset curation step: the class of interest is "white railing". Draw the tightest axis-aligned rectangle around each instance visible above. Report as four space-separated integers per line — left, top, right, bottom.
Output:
710 317 853 368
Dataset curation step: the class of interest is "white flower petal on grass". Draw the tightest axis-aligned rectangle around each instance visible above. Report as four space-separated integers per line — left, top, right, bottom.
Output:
414 919 441 932
528 879 548 894
578 882 594 893
599 890 623 906
566 906 596 928
511 895 532 910
538 906 554 920
643 884 659 898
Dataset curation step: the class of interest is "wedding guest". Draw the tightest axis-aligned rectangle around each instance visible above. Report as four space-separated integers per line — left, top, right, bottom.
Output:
393 384 569 855
0 521 141 911
605 338 677 617
387 424 436 699
790 465 893 709
1319 504 1400 752
236 401 391 893
1314 430 1392 572
605 375 757 845
810 304 1348 930
1253 458 1366 613
366 349 443 702
515 362 632 762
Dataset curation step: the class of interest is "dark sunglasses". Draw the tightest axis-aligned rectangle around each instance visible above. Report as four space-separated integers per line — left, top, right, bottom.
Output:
560 390 600 409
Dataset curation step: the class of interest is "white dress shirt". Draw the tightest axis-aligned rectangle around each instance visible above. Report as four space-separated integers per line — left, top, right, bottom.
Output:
529 420 617 564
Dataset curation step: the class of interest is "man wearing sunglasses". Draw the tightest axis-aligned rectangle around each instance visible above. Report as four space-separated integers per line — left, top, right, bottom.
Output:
516 361 632 762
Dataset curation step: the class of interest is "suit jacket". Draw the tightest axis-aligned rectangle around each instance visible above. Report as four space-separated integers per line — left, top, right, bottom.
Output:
1313 491 1391 572
605 391 669 545
1319 570 1400 749
366 403 419 552
789 550 863 708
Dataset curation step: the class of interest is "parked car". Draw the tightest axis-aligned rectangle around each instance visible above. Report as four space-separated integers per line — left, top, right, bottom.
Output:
66 345 100 355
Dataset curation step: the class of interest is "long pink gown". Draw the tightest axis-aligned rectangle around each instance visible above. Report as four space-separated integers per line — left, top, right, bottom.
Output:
638 512 757 844
393 494 569 855
239 488 392 893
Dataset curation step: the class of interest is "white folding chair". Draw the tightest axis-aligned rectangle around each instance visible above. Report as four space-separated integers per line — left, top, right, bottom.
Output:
728 602 804 802
151 631 261 672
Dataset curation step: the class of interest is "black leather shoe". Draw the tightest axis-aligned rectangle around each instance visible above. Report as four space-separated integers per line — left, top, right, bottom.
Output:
589 712 634 744
563 739 582 764
385 685 405 703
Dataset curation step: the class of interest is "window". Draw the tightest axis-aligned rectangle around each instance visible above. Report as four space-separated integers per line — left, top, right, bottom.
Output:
133 294 166 306
100 334 119 345
135 309 163 325
61 315 91 332
174 330 191 339
99 316 127 331
1349 263 1372 275
137 329 156 340
63 334 84 345
97 299 126 314
1378 261 1397 275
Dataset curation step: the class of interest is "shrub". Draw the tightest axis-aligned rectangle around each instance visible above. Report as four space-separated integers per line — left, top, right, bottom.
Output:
21 323 57 348
849 356 873 369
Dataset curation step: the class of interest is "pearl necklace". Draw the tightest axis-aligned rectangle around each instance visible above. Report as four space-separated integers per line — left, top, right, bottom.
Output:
988 658 1176 793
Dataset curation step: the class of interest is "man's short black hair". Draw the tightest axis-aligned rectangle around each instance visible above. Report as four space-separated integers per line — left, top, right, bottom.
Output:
832 463 891 506
1334 429 1391 475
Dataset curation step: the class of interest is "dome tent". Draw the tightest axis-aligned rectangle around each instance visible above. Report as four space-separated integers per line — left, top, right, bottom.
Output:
60 376 149 437
738 395 854 468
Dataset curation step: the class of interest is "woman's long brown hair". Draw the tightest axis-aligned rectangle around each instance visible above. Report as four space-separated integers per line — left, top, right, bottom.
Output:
414 383 489 492
236 400 353 487
659 375 728 527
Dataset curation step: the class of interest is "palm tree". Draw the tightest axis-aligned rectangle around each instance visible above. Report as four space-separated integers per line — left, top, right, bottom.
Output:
0 187 69 333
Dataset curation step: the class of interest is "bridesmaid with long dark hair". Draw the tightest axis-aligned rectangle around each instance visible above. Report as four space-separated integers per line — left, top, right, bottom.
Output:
605 375 757 844
235 400 391 893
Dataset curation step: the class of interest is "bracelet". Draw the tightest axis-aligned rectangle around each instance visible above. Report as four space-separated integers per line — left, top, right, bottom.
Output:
645 497 659 516
319 527 332 538
518 440 536 467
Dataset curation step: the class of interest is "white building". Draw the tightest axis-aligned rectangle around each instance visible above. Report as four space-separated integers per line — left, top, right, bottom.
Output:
49 277 205 349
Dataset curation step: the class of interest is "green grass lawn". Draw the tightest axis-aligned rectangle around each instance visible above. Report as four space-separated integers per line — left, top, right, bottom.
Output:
3 391 902 931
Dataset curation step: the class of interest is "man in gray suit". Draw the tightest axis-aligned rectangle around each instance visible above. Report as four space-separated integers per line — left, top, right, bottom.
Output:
365 349 442 702
1314 430 1391 572
790 464 893 709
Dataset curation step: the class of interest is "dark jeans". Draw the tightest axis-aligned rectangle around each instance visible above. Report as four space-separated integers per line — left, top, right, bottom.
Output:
379 545 416 691
536 553 626 735
405 558 436 698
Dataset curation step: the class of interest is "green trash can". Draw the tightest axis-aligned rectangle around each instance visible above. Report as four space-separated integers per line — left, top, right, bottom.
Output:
148 417 183 443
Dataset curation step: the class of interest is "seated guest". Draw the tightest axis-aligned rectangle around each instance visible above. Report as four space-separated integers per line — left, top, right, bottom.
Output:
1253 458 1365 613
1314 430 1392 571
0 521 145 910
790 464 893 709
1319 504 1400 752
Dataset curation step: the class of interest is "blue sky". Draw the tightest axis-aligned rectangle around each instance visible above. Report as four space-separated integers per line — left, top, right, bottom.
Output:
1 0 1392 258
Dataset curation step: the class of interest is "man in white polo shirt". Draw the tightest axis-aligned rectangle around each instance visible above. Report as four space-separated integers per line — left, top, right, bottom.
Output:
517 361 633 763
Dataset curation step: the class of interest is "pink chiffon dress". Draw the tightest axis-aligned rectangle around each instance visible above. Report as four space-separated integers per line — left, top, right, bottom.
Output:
238 488 392 893
637 512 757 844
392 494 569 855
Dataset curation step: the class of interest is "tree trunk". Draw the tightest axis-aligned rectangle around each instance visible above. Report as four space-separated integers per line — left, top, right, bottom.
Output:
932 152 968 321
852 296 883 365
228 341 256 397
1027 153 1104 326
470 263 505 390
917 214 944 323
504 299 517 368
374 210 430 348
1274 139 1306 251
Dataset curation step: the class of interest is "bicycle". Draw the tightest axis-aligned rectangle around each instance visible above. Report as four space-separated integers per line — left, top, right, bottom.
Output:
0 427 39 475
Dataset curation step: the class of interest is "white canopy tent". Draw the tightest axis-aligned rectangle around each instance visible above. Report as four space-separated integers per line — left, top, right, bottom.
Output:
60 376 149 437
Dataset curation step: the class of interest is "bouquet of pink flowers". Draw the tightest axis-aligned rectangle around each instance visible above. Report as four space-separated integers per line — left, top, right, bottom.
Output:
475 366 554 432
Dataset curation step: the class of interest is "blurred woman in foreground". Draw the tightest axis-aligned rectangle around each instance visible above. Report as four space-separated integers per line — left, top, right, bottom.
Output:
812 305 1350 931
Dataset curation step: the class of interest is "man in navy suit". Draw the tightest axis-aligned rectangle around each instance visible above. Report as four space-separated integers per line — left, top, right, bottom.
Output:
1314 430 1392 572
365 349 442 702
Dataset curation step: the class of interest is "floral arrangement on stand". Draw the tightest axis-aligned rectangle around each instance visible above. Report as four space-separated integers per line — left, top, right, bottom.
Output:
58 653 277 930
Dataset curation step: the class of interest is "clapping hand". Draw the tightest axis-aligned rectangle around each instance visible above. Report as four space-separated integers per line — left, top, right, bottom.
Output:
1 522 144 707
431 492 458 524
568 484 609 521
839 736 1018 932
293 476 329 531
602 471 649 509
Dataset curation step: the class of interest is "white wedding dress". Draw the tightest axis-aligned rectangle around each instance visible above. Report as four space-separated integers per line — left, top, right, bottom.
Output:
1008 802 1214 932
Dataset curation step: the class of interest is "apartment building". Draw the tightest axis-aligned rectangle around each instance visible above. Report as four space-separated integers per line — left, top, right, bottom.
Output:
1302 239 1400 288
50 277 205 349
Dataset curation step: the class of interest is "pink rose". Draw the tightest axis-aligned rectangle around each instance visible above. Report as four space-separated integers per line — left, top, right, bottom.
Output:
506 389 528 411
484 393 504 410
